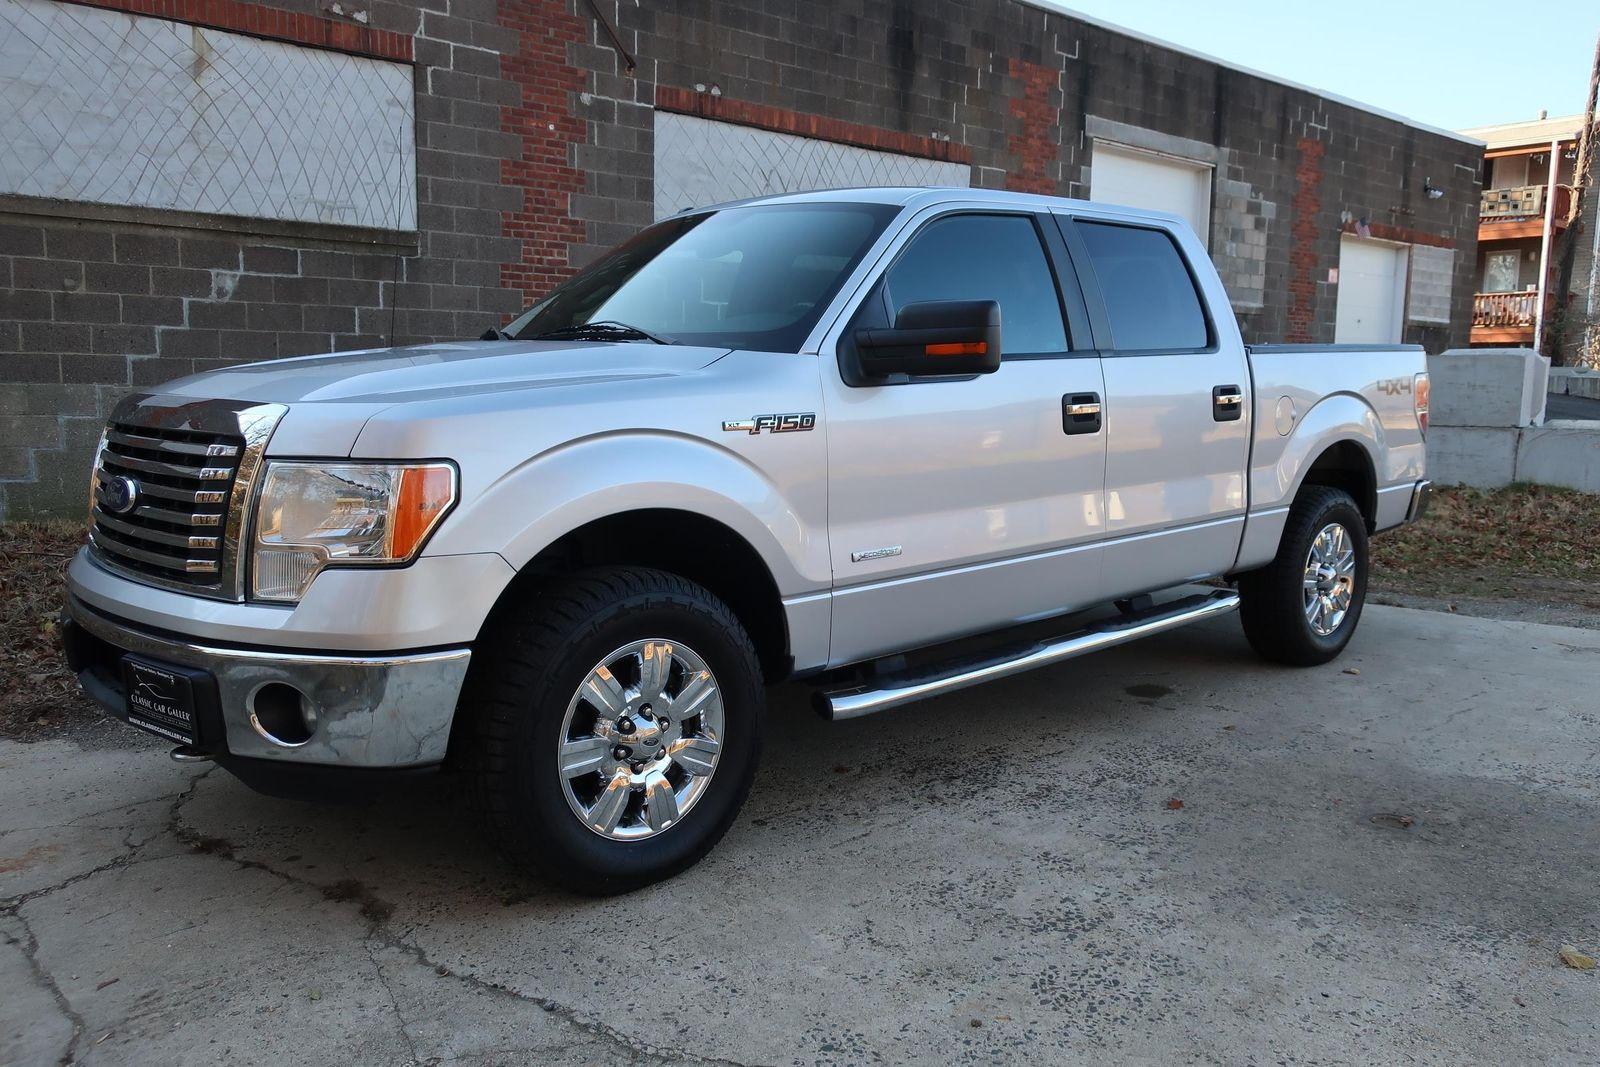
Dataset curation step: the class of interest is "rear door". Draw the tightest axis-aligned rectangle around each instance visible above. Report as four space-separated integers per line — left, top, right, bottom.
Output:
820 206 1108 665
1056 211 1251 597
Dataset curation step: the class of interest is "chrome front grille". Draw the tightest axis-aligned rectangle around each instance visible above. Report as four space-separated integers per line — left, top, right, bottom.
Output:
91 426 244 587
87 396 286 601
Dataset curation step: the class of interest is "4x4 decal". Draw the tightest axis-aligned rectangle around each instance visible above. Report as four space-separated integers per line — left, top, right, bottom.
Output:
722 413 817 434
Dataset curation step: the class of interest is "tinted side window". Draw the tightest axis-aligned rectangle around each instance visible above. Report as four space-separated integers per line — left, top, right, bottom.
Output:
885 214 1068 354
1076 221 1209 351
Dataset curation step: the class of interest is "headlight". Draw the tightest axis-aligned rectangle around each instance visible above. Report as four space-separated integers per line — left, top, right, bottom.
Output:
87 428 108 528
250 461 457 602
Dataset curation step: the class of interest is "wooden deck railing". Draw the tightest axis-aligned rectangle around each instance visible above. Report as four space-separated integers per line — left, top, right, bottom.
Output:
1472 291 1538 328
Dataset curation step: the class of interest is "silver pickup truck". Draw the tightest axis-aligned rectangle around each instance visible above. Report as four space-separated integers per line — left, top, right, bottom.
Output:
62 188 1430 892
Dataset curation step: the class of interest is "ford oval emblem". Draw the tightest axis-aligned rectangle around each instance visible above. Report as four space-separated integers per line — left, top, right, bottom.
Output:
102 475 140 515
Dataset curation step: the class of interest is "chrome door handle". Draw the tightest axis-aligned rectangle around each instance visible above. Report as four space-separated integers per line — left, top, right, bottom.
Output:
1212 384 1243 422
1063 393 1101 435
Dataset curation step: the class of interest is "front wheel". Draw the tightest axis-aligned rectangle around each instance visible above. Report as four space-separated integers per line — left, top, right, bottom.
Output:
462 567 764 894
1237 486 1369 666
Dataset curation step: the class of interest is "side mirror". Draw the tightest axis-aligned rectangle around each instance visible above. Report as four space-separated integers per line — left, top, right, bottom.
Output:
853 300 1001 378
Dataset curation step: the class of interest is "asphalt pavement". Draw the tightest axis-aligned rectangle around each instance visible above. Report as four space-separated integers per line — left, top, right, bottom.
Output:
1546 392 1600 421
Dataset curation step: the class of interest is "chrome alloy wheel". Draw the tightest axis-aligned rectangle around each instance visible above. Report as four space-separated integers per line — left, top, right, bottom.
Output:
557 639 724 841
1303 522 1357 637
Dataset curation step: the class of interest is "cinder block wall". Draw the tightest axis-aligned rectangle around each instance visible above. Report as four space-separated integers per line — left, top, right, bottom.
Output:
0 0 523 518
1 0 1485 517
583 1 1481 348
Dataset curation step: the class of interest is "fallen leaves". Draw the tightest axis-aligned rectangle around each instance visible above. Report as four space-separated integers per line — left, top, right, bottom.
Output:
1165 798 1184 810
1558 945 1596 970
0 520 93 741
1370 485 1600 610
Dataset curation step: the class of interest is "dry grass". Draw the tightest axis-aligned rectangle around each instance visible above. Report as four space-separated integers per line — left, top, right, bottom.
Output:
1370 484 1600 601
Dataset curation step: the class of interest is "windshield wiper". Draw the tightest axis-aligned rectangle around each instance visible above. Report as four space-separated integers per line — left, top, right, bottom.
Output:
529 320 677 345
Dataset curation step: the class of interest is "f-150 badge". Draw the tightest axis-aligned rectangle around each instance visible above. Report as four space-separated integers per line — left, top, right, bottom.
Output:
722 413 816 434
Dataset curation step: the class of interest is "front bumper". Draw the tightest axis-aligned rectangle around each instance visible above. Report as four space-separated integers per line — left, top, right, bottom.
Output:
63 595 471 769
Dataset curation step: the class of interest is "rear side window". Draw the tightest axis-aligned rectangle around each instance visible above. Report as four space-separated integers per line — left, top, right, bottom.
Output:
1076 221 1209 351
884 214 1069 355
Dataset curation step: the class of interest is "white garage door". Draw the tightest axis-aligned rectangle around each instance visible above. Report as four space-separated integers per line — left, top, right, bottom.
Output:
1335 237 1410 343
652 112 970 220
1090 142 1212 246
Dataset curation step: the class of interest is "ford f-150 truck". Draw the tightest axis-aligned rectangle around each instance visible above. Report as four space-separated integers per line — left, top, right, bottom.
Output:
62 188 1430 893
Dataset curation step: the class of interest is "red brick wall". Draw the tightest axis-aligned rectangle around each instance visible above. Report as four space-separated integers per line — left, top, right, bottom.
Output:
655 86 970 165
1341 220 1455 250
1287 137 1325 343
1005 57 1059 195
63 0 410 60
497 0 588 301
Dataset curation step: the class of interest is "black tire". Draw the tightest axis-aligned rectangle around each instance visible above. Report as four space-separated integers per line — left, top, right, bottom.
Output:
1237 486 1369 666
462 566 763 894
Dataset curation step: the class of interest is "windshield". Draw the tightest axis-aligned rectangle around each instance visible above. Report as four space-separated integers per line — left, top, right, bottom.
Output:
504 202 901 352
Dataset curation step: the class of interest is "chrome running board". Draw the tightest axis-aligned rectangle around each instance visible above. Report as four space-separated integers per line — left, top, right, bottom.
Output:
814 589 1240 721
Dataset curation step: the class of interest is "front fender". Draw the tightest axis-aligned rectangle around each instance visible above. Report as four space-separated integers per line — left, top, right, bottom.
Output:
425 430 828 597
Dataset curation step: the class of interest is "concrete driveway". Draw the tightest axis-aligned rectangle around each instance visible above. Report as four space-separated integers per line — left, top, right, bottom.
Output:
3 604 1597 1065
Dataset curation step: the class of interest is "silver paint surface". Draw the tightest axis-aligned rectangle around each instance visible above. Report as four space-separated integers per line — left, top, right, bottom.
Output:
64 187 1427 756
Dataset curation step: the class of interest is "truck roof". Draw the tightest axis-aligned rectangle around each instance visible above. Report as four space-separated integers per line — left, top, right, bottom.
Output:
676 185 1192 229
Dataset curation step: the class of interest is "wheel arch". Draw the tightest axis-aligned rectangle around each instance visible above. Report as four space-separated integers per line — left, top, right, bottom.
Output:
477 508 792 683
1297 439 1377 530
1257 392 1385 529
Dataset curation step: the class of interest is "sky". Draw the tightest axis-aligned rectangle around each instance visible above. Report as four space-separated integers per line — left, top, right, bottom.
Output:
1043 0 1597 133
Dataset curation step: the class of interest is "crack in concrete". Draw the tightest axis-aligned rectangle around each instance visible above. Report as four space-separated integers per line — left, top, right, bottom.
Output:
365 937 425 1067
367 926 756 1067
155 776 754 1067
8 907 86 1066
5 764 755 1066
0 767 215 1065
1 770 213 913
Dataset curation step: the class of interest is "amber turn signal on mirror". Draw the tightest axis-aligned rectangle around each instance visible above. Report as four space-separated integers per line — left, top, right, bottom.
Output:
924 341 988 356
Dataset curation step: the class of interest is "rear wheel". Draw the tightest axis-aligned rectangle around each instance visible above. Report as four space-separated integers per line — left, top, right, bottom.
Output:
1238 486 1368 666
463 567 763 894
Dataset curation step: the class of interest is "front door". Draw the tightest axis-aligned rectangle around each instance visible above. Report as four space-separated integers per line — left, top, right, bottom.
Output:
1059 213 1252 597
821 208 1108 666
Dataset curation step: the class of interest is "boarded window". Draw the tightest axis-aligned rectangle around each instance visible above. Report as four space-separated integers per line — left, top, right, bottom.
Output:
0 0 416 231
652 111 969 221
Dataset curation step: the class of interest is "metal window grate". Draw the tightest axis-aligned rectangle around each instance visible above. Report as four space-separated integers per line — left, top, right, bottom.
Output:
0 0 416 230
652 111 970 220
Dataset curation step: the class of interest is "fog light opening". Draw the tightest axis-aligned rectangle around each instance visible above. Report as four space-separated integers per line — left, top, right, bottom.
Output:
249 682 316 747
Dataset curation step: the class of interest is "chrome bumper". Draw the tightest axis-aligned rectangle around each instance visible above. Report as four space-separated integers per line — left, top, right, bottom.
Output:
1405 479 1433 523
63 596 470 768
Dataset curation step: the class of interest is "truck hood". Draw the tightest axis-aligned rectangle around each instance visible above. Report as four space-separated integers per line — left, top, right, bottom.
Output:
156 339 733 406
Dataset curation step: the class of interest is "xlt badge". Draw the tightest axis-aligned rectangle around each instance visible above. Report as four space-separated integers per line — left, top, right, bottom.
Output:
722 413 816 435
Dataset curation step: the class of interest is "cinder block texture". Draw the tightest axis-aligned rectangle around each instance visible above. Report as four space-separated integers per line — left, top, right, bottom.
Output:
2 0 1485 517
1426 427 1520 489
1428 349 1550 429
1406 245 1454 326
